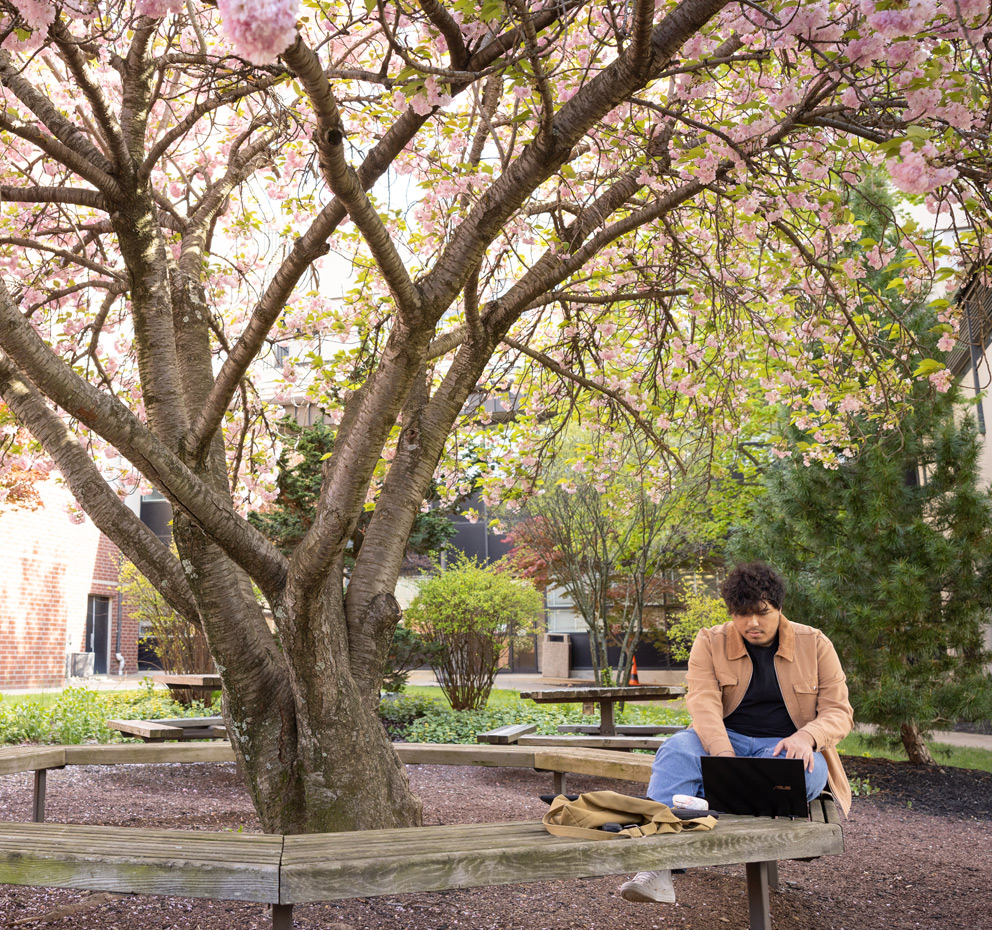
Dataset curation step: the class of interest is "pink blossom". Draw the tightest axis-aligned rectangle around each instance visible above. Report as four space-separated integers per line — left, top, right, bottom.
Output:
887 151 959 196
10 0 55 30
937 333 957 352
942 0 990 19
217 0 299 65
135 0 183 17
929 369 953 392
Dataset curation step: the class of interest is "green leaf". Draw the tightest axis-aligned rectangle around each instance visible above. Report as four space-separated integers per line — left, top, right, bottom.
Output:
912 358 944 377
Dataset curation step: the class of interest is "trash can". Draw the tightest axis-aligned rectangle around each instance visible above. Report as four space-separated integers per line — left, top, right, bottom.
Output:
67 652 94 678
542 634 571 679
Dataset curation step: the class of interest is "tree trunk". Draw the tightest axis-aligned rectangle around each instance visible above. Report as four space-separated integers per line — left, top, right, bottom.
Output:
900 721 936 765
173 515 422 834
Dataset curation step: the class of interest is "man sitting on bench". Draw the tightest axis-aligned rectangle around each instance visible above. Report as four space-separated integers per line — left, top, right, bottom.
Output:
620 561 854 904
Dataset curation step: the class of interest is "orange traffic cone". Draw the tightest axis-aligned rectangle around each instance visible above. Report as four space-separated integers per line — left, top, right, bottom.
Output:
629 657 640 686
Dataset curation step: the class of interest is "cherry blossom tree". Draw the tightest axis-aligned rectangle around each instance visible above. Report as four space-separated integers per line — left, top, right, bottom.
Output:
0 0 990 833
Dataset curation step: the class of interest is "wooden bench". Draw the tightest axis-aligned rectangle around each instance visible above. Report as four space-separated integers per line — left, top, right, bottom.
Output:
516 733 667 751
106 716 228 742
476 723 538 744
0 799 844 930
0 742 655 821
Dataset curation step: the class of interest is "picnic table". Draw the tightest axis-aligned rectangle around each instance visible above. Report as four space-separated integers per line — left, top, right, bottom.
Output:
107 716 227 742
155 674 223 699
518 685 685 736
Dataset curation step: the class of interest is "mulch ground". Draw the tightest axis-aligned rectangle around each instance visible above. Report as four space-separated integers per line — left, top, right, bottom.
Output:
1 754 990 930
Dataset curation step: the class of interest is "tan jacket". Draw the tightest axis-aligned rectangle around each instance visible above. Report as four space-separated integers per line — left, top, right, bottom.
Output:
686 615 854 815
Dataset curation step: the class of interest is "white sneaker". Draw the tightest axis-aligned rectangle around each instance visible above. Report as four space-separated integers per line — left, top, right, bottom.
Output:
619 869 676 903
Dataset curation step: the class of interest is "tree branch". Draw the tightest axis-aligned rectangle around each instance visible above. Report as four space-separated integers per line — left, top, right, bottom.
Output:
188 0 586 456
0 50 118 179
629 0 658 69
506 0 555 145
119 16 159 163
181 124 281 276
0 114 123 198
417 0 468 67
48 17 129 176
416 0 732 315
0 236 127 282
502 335 685 471
0 185 106 210
282 38 423 320
139 76 282 184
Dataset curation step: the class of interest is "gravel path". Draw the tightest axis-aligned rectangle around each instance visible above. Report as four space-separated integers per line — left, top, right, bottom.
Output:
1 755 989 930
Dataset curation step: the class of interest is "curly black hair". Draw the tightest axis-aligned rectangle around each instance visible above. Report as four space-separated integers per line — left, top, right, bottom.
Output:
719 562 786 615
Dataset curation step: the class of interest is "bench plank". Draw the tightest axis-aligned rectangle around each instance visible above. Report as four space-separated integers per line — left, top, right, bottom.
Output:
106 720 185 739
280 817 843 904
517 734 665 750
557 725 684 735
0 747 66 776
533 748 653 783
476 724 538 744
63 743 237 766
394 743 539 767
0 822 283 903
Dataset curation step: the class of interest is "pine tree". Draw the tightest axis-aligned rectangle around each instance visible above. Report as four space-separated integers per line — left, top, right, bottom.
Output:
730 392 992 764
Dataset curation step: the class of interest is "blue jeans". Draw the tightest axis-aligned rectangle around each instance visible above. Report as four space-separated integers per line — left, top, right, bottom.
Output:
646 728 829 807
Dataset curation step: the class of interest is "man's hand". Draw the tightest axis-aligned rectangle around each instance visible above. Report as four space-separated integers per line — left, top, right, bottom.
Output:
772 732 816 772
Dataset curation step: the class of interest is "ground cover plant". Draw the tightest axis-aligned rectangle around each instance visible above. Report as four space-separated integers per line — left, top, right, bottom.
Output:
0 684 215 746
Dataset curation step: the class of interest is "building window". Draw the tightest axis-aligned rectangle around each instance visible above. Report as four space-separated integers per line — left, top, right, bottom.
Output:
546 586 586 633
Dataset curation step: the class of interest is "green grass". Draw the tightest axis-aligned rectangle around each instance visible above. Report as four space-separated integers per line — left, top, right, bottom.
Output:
0 691 62 708
838 731 992 773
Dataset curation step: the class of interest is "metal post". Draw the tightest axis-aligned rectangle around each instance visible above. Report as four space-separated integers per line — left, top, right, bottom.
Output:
744 861 772 930
32 769 47 823
272 903 293 929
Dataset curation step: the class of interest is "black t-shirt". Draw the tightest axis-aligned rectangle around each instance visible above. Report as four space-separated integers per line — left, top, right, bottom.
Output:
722 636 796 738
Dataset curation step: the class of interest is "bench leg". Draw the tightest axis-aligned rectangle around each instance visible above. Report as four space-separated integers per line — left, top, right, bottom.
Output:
745 861 772 930
553 771 565 795
767 860 780 892
272 903 293 929
33 769 47 823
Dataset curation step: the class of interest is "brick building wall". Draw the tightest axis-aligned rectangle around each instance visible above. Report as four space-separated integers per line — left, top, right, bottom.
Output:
0 478 137 690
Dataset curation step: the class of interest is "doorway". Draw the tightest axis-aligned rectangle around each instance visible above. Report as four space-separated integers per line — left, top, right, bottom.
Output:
85 596 111 675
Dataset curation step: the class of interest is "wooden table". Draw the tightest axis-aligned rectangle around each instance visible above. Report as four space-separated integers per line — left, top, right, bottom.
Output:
107 716 227 742
519 685 685 736
155 674 222 699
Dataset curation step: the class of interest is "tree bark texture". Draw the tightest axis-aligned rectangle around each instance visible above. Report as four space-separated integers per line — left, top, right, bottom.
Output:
900 722 936 767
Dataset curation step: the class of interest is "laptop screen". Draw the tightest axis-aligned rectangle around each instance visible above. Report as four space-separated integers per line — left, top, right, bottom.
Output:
700 756 809 818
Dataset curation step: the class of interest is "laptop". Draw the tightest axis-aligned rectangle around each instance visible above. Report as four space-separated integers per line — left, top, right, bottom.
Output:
700 756 809 818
